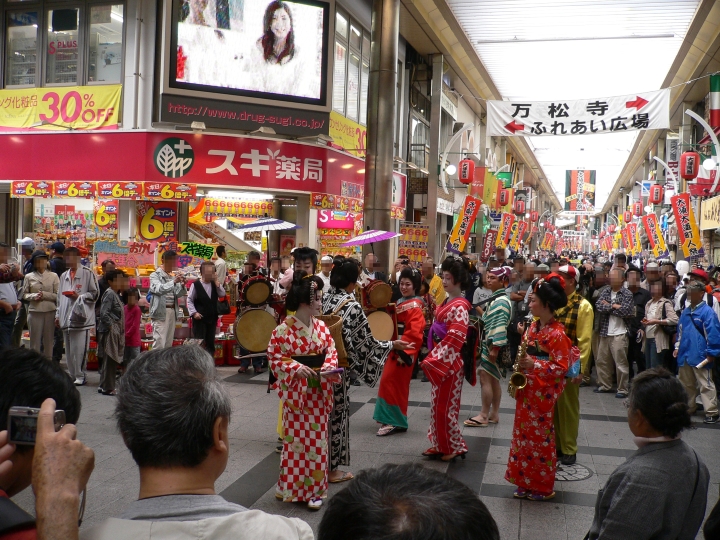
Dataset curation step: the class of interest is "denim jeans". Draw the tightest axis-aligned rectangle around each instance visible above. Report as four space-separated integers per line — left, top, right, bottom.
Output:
644 337 669 371
0 311 15 349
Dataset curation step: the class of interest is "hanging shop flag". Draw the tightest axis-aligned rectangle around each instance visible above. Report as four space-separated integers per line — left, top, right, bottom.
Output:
93 199 118 242
487 89 670 137
446 196 482 253
671 193 704 257
480 228 498 262
136 201 178 243
495 212 516 249
143 182 197 202
564 170 596 213
54 182 97 198
0 84 121 131
97 182 143 200
540 231 553 251
642 214 669 258
10 181 53 198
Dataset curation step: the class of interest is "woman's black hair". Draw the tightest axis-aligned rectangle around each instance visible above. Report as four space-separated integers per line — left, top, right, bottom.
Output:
628 368 692 438
399 267 422 295
419 279 430 296
330 256 360 290
122 287 140 305
285 271 324 312
531 275 567 311
440 256 470 290
260 1 295 64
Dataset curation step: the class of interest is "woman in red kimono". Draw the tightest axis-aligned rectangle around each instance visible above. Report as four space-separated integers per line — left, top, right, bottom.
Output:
422 256 472 461
374 267 426 436
267 272 340 511
505 273 578 501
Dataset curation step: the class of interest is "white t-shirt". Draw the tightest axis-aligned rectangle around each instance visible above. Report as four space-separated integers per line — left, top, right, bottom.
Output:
473 287 492 305
607 290 626 336
316 272 331 293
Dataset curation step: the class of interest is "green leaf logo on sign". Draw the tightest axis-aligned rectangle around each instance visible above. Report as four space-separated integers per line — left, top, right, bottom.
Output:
153 138 194 178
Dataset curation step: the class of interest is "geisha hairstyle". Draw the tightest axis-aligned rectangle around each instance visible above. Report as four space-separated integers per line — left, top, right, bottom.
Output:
330 256 360 289
441 256 471 290
399 267 422 295
285 271 324 312
531 273 568 311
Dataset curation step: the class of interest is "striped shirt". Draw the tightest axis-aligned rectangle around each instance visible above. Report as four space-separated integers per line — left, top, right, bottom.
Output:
482 290 511 348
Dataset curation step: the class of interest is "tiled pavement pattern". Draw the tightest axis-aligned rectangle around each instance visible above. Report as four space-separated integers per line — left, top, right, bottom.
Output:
13 365 720 539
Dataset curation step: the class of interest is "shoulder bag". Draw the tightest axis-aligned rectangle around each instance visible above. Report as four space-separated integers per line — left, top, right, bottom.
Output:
660 302 677 336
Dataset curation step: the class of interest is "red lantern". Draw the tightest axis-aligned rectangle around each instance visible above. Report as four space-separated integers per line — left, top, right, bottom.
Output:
530 210 539 222
633 201 643 216
608 224 616 233
514 199 525 215
649 184 664 205
680 151 700 180
623 210 633 223
499 188 510 206
457 159 474 185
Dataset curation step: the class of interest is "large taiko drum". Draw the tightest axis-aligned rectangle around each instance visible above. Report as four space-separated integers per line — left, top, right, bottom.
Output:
239 275 272 307
367 310 396 341
234 309 277 352
362 279 393 310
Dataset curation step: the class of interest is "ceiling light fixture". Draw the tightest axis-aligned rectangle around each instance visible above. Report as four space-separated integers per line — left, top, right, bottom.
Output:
476 34 675 45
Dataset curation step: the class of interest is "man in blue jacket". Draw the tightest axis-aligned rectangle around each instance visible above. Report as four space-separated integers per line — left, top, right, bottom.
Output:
675 279 720 424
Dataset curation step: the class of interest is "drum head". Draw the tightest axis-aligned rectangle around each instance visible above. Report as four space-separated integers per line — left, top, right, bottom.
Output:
368 282 392 308
367 310 394 341
243 278 271 306
235 309 276 352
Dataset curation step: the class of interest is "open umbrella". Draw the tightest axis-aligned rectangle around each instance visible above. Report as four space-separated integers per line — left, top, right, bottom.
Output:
227 217 300 232
340 229 401 248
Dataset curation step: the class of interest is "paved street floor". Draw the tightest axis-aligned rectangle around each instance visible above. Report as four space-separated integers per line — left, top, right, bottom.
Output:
12 364 720 539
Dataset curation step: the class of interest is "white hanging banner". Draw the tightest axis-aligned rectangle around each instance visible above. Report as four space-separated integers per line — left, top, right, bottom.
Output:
487 89 670 137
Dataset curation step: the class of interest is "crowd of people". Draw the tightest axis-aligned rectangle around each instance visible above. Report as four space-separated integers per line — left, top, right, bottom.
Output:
1 241 720 539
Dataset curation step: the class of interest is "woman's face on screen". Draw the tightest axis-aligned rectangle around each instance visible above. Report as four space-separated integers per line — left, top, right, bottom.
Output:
271 8 291 40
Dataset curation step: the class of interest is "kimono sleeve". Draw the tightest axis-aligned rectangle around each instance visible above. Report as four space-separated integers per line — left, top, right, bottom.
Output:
400 307 425 361
423 303 468 383
267 325 302 398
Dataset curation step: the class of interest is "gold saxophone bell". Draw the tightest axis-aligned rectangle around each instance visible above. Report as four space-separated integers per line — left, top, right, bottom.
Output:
508 327 529 399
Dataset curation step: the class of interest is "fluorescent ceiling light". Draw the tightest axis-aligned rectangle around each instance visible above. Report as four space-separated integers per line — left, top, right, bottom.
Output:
476 34 674 45
207 190 274 200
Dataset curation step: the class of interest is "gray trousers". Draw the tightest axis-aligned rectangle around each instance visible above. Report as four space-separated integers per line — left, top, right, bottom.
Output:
64 328 90 382
28 311 55 359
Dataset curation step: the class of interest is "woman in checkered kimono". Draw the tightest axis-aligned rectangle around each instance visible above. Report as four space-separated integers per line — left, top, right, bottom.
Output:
268 272 339 511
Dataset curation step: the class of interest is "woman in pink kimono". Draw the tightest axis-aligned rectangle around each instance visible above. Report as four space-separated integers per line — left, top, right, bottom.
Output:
267 272 339 511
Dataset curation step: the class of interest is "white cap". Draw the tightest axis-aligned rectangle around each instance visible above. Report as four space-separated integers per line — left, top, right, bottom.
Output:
321 255 333 263
17 237 35 249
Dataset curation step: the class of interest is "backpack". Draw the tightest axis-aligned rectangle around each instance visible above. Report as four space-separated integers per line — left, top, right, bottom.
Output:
679 291 714 311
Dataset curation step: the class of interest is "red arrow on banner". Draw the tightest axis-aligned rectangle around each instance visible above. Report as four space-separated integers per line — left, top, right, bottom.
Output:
626 96 649 110
505 120 525 134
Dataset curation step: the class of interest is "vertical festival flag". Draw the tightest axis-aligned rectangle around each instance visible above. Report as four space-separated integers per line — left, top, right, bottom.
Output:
495 213 516 248
671 193 704 257
642 214 669 258
446 196 482 253
620 227 630 251
512 221 528 250
627 222 640 256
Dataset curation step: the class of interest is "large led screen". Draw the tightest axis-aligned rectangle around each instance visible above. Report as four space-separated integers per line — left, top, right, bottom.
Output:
170 0 329 105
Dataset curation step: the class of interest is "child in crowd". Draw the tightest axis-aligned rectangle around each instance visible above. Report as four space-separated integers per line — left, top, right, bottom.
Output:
123 287 142 369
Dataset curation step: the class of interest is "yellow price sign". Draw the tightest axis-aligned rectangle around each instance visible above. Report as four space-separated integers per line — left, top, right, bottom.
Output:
140 208 164 241
95 204 111 227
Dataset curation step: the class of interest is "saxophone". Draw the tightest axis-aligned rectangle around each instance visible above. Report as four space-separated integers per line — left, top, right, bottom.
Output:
508 325 529 399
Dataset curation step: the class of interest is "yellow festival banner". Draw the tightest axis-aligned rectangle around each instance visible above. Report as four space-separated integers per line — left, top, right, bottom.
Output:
496 212 515 248
629 222 641 256
642 214 669 258
671 193 704 258
446 196 482 253
0 84 122 130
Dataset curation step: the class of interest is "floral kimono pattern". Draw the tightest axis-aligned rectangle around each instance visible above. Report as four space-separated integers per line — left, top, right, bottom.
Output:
505 319 577 495
423 296 471 455
268 316 338 502
373 296 426 429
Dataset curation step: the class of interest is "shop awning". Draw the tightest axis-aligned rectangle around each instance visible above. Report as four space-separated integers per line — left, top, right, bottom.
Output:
188 221 256 252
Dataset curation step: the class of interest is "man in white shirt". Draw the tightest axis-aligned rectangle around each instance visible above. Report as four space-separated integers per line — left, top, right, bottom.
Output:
317 255 333 292
214 245 227 287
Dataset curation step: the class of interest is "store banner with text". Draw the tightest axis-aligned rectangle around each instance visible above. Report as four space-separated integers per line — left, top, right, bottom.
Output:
329 112 366 157
446 196 481 253
480 229 498 262
0 85 121 131
178 241 217 260
495 213 516 248
487 89 669 137
565 170 596 214
672 193 704 257
399 223 429 264
11 180 196 201
97 182 143 200
642 214 669 258
93 199 118 242
317 210 354 229
10 181 53 198
700 194 720 230
309 193 363 214
137 201 178 242
194 198 275 221
143 182 197 202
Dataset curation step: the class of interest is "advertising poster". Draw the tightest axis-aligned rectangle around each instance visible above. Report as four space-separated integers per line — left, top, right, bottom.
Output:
96 241 158 269
0 85 121 130
93 199 119 241
480 228 498 262
174 0 327 103
280 235 296 256
196 198 274 221
143 182 197 202
317 210 354 229
97 181 143 200
700 194 720 230
564 170 596 213
329 112 366 157
399 223 429 264
672 193 704 257
446 196 481 253
642 214 669 258
55 181 97 198
137 201 178 242
11 181 53 198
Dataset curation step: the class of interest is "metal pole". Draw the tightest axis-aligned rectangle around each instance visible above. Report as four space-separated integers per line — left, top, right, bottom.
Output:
363 0 399 275
426 54 444 261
